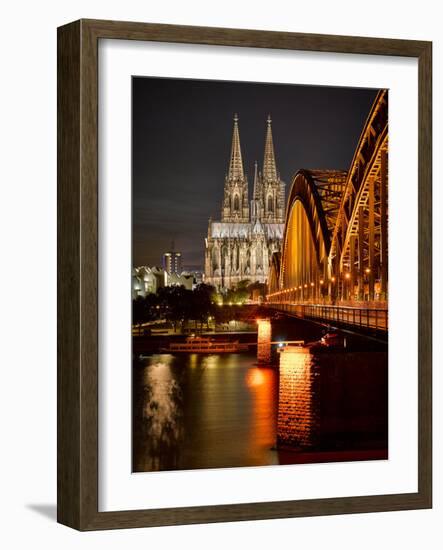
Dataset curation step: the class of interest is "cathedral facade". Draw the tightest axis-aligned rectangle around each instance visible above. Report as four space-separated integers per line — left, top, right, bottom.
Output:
204 114 285 289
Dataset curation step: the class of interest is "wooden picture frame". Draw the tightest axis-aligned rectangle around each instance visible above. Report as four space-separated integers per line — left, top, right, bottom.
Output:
57 19 432 530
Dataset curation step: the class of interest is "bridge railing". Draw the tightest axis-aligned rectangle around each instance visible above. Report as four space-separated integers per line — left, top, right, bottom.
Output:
268 302 388 332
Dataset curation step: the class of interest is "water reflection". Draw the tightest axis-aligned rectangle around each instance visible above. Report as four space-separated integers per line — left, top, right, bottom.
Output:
136 355 184 471
133 353 278 472
245 367 279 466
133 332 388 471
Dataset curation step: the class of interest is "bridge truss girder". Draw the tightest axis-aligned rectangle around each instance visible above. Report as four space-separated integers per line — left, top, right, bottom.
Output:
268 90 389 307
329 90 388 304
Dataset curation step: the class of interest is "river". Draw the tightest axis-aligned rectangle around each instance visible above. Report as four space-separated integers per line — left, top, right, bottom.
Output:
133 339 388 472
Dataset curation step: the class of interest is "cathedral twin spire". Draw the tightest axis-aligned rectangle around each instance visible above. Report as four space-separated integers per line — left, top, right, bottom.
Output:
227 113 278 182
222 114 284 224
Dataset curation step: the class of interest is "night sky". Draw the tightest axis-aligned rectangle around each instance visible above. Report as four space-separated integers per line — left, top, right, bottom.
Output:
132 77 378 270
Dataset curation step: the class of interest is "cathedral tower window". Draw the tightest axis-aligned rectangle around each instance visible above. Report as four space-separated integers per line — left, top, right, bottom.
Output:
212 246 219 271
233 194 240 212
267 195 274 212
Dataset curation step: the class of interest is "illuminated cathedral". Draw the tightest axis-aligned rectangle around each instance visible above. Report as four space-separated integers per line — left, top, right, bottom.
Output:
204 114 285 289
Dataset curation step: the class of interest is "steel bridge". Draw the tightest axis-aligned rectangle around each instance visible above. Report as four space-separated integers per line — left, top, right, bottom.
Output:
267 90 388 332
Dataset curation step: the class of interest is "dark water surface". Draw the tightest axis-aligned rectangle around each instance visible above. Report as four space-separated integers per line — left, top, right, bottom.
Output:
133 346 388 472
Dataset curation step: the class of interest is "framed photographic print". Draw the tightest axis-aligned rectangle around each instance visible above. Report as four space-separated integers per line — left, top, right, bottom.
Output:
57 19 432 530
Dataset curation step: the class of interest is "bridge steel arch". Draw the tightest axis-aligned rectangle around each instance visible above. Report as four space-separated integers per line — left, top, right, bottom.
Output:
268 251 281 295
329 90 388 305
270 169 346 303
268 90 388 309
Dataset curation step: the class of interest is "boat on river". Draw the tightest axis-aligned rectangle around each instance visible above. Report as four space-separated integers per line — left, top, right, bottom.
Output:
161 336 249 354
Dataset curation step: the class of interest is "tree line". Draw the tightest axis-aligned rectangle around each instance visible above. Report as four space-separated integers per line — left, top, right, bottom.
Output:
132 281 266 332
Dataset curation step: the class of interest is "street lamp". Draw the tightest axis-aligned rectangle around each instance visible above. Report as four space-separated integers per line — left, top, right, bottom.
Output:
319 279 324 303
344 272 351 300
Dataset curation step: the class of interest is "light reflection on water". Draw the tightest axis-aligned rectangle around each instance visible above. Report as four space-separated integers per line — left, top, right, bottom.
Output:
133 353 279 472
133 347 388 472
140 356 184 471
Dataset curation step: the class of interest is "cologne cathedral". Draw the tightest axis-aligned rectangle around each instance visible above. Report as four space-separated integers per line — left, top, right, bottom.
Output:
204 114 285 289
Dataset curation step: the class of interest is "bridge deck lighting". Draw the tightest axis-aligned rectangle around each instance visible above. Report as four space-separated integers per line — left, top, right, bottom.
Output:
310 282 314 287
304 284 308 288
345 273 351 279
365 267 371 274
331 276 336 283
320 279 324 285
